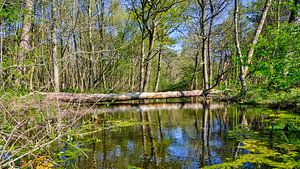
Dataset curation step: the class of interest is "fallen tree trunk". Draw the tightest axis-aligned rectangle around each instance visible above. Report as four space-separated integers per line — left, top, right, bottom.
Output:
41 90 220 103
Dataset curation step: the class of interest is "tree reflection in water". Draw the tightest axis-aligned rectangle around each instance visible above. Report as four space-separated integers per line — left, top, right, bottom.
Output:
73 102 270 168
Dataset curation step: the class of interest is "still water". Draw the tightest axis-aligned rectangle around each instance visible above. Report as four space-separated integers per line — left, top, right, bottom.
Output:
61 102 276 169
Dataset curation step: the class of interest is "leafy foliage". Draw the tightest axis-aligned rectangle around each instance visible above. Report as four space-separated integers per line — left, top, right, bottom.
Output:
0 1 22 23
253 23 300 91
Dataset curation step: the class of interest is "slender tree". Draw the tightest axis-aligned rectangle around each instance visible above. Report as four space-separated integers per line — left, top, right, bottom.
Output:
17 0 34 84
52 0 60 92
235 0 273 98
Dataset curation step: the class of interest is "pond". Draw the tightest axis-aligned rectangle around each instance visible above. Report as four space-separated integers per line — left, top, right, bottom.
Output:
60 102 300 169
1 101 299 168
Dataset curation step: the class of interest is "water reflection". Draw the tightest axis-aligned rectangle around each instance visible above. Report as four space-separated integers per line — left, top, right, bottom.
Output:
69 102 267 168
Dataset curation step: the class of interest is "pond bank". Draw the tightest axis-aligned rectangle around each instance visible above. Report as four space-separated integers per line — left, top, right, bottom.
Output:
218 88 300 112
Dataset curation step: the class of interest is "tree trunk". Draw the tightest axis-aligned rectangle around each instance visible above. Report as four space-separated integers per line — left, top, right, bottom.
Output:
154 45 162 92
52 0 60 92
208 0 214 88
18 0 34 63
144 20 157 91
244 0 273 76
234 0 247 98
72 0 83 91
17 0 34 83
41 3 51 91
98 0 106 90
201 0 209 91
140 29 146 92
131 54 136 91
192 50 200 90
41 89 220 103
234 0 272 98
88 0 95 89
60 37 66 90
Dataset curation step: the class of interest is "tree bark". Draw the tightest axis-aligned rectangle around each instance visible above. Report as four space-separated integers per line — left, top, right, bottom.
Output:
234 0 247 98
244 0 273 75
97 0 107 90
88 0 95 89
71 0 83 91
140 29 146 92
52 0 60 92
235 0 272 98
144 20 157 91
41 89 220 103
18 0 33 63
192 50 200 90
154 45 162 92
199 0 209 91
208 0 214 88
17 0 34 84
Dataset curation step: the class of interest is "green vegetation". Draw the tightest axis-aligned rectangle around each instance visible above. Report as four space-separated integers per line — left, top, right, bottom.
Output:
206 109 300 169
243 88 300 111
253 24 300 91
0 0 300 168
206 139 300 169
0 99 141 168
0 0 298 97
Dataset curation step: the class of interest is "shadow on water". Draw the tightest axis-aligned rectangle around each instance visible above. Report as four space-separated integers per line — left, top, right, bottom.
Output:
58 102 279 169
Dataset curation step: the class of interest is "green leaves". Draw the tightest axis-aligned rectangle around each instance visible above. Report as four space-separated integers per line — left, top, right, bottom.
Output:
0 1 22 23
253 23 300 91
